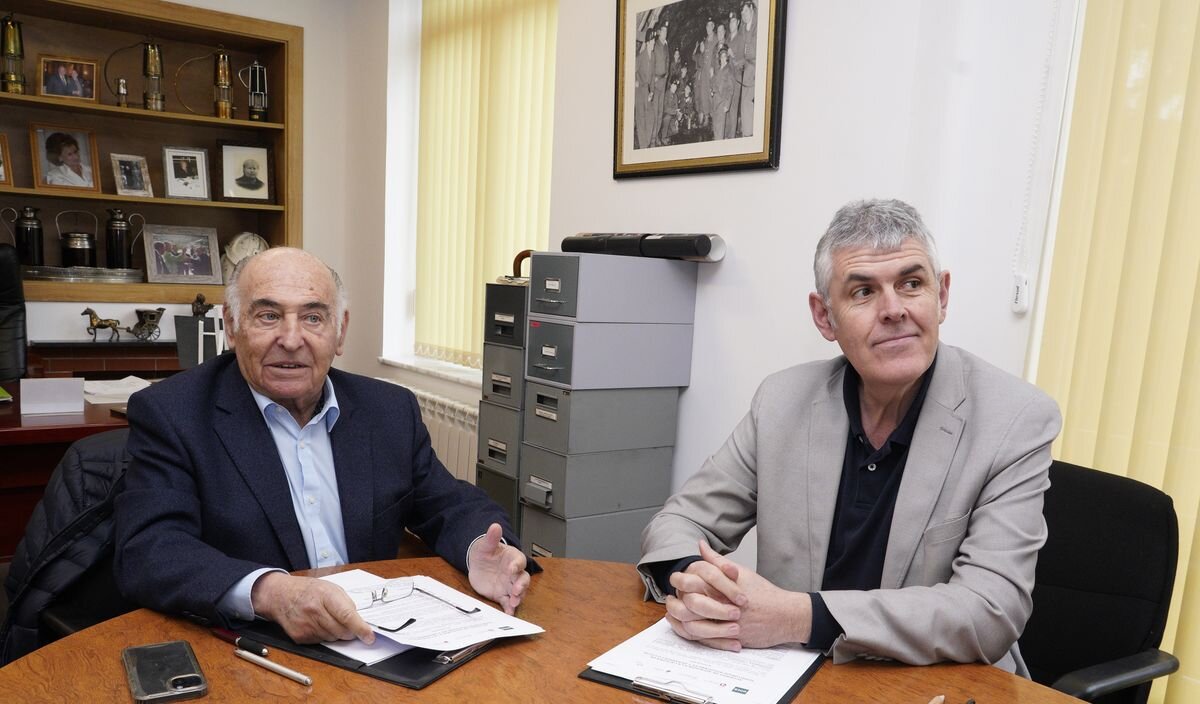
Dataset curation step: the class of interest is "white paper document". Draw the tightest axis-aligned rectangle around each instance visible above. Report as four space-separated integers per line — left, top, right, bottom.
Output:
588 618 822 704
319 569 543 664
83 375 151 403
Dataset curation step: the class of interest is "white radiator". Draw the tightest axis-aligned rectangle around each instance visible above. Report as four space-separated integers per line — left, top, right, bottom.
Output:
411 388 479 483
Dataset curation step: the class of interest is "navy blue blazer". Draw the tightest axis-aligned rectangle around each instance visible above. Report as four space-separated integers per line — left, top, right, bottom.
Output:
113 353 515 625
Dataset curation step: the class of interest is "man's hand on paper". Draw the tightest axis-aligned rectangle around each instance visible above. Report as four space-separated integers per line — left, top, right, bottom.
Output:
666 541 812 651
252 572 375 645
467 522 530 615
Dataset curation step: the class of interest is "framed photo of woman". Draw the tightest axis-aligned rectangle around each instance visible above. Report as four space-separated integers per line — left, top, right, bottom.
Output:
28 123 101 192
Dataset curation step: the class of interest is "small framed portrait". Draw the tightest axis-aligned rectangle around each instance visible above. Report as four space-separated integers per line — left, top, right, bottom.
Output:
216 141 274 203
162 146 210 200
142 224 222 284
37 55 99 103
110 153 153 198
29 123 101 192
0 134 11 187
614 0 788 177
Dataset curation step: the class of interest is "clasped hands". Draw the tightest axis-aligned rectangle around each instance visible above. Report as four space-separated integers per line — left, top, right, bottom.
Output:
252 523 529 645
665 541 812 652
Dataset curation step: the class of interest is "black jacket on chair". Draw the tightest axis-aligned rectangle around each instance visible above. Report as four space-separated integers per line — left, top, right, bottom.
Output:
0 243 27 382
0 429 134 665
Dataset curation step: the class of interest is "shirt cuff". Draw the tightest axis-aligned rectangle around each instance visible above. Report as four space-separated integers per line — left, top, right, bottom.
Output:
217 568 284 622
465 533 507 572
805 592 844 650
647 556 704 598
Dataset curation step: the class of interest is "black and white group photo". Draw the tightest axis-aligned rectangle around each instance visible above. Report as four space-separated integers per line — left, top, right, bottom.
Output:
632 0 759 150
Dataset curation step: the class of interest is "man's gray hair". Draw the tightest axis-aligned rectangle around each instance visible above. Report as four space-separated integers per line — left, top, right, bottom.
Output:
813 198 940 300
224 250 349 336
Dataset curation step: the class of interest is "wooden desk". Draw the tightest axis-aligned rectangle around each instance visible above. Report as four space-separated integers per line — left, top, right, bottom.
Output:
0 557 1081 703
0 382 128 561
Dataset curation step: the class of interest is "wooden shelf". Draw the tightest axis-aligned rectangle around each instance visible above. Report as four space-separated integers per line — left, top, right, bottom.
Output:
24 280 225 304
0 185 285 211
0 92 285 130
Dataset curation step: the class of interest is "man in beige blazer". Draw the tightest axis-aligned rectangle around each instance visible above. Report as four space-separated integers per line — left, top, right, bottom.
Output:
639 199 1061 676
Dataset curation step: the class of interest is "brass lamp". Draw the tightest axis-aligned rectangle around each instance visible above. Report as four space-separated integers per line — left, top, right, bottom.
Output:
238 60 268 121
1 14 25 95
213 48 232 118
143 41 164 111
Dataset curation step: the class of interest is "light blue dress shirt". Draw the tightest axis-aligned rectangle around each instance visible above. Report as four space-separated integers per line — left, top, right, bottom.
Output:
217 377 348 620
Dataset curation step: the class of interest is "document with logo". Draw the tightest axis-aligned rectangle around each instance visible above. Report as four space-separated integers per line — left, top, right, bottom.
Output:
583 618 823 704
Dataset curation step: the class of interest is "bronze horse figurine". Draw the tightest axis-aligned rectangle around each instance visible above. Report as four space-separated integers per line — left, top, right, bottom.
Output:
82 307 122 341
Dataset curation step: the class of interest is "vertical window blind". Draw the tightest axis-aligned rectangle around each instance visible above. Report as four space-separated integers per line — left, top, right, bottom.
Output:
414 0 557 368
1036 2 1200 702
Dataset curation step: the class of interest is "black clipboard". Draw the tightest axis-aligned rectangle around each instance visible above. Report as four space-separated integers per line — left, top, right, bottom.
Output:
233 620 491 689
579 655 824 704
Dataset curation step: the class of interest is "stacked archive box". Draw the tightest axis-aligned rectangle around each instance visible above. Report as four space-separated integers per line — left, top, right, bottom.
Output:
518 252 697 562
476 280 531 533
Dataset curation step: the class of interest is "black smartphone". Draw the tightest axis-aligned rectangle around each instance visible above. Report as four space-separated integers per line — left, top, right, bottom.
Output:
121 640 208 702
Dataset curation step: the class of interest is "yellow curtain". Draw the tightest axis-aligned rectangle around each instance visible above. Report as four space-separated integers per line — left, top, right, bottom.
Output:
1036 1 1200 702
415 0 556 367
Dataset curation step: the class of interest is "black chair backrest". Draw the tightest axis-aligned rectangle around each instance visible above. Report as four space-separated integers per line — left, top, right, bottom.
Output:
0 243 27 382
1019 460 1178 704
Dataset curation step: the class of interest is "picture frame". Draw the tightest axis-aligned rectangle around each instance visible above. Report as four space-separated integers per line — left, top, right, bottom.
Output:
142 224 222 284
614 0 788 178
110 153 154 198
37 55 99 103
0 134 11 187
29 123 102 192
216 141 274 203
162 146 210 201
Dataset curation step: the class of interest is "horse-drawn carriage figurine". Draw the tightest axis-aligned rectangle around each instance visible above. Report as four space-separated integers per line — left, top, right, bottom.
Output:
127 307 166 341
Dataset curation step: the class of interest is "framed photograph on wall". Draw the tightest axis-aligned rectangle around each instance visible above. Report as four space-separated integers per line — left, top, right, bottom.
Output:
216 141 274 203
613 0 788 178
162 146 210 200
29 123 101 192
111 153 154 197
37 55 99 103
0 134 11 187
142 224 222 284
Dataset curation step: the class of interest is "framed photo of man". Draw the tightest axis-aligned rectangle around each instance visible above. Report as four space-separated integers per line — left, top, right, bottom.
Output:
0 134 11 187
142 224 222 285
162 146 210 200
28 123 101 192
37 55 99 103
613 0 787 178
111 153 154 198
216 141 274 203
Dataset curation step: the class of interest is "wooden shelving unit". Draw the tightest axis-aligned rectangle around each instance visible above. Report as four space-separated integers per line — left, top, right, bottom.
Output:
0 0 303 305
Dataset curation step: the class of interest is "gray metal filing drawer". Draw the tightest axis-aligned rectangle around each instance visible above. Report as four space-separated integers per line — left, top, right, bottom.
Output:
519 443 672 518
476 463 520 530
529 252 696 323
520 504 661 563
522 382 678 454
483 281 530 348
526 316 693 389
476 401 521 477
481 343 526 409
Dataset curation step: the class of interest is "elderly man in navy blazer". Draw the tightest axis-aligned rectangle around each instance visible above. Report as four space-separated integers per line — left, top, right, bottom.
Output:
115 247 530 645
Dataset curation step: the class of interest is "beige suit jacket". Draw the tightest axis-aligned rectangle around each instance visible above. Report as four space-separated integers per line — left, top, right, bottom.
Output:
638 343 1061 674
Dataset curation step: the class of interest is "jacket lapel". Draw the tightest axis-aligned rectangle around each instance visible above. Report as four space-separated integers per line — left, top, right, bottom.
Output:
806 364 849 590
881 344 965 588
212 362 310 570
328 371 375 564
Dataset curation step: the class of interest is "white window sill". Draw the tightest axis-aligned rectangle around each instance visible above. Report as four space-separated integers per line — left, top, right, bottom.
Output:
377 355 482 407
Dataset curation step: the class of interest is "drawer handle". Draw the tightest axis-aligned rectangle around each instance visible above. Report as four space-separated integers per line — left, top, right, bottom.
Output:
530 543 553 558
534 297 567 304
533 363 564 371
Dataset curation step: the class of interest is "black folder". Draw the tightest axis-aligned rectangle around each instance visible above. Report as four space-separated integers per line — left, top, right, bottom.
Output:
578 655 824 704
233 620 491 689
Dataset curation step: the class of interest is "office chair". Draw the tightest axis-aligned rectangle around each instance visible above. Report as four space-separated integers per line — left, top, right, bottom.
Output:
1018 459 1180 704
0 429 136 665
0 242 27 382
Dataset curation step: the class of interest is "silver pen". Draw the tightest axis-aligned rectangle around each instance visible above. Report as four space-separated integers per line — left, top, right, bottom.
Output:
234 648 313 686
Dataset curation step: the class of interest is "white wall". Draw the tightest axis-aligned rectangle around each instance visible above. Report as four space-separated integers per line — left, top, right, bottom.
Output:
548 0 1078 563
